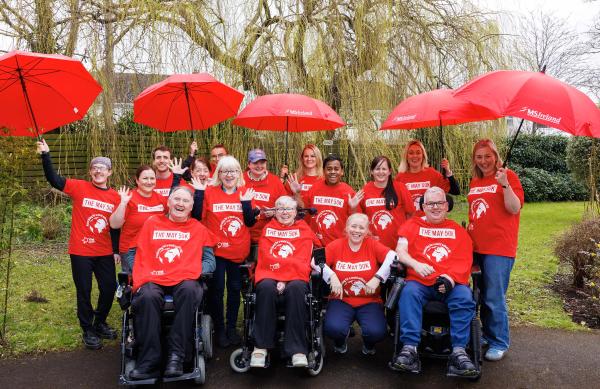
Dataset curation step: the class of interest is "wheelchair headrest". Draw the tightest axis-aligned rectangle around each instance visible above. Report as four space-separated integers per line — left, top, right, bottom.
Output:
418 193 454 212
312 247 326 266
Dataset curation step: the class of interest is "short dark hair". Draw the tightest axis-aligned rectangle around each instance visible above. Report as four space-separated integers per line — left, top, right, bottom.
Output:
323 154 344 170
135 164 154 179
152 145 172 159
211 144 228 153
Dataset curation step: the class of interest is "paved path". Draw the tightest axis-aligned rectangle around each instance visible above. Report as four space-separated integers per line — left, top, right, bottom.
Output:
1 326 599 388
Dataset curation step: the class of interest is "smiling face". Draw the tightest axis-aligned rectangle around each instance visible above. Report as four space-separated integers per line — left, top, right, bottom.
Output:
422 189 448 225
191 160 210 183
219 167 240 189
371 158 391 185
89 164 112 187
248 159 267 178
167 188 193 222
324 160 343 185
474 146 497 177
153 150 171 173
406 144 424 172
136 168 156 194
346 215 369 246
210 147 227 164
302 148 318 170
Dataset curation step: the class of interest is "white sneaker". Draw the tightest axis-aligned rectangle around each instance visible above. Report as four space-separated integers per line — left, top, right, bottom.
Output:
250 348 267 368
291 353 308 367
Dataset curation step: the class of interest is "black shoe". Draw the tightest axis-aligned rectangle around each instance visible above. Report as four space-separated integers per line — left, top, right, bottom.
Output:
216 330 230 348
227 328 242 346
82 329 102 350
93 321 117 340
447 349 478 377
164 354 184 377
391 346 420 374
129 367 159 380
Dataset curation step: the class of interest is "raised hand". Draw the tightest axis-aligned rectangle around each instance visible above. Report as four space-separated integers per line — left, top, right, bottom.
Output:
36 138 49 154
118 186 132 204
240 187 256 201
189 141 198 156
348 189 365 209
441 158 453 177
168 157 189 175
190 176 207 191
279 164 289 179
287 173 302 194
495 167 509 187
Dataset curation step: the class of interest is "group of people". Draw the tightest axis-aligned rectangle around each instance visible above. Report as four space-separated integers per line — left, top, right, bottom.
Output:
35 136 523 379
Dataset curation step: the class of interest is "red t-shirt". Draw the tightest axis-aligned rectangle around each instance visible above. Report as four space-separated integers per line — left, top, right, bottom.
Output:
62 179 120 257
397 217 473 286
119 190 168 252
132 214 217 291
243 171 287 242
467 169 524 258
154 172 174 197
325 237 390 307
306 180 356 245
202 185 253 262
255 219 321 284
395 167 450 216
359 181 416 249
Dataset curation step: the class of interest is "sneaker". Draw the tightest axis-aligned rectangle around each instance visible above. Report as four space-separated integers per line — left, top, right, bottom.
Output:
447 349 478 377
333 341 348 354
361 344 376 356
93 322 117 340
82 329 102 350
291 353 308 367
250 348 267 368
391 345 420 374
485 348 507 361
216 330 230 348
227 327 242 346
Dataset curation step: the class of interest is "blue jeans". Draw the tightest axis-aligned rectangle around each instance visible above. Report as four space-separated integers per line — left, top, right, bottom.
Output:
208 257 242 332
120 247 136 274
324 299 387 349
398 280 475 348
476 253 514 351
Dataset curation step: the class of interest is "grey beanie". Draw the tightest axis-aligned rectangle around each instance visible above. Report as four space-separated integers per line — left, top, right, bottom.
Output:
90 156 112 169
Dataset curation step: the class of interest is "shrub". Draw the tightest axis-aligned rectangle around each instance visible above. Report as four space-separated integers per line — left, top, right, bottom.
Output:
513 166 588 202
554 217 600 288
508 134 569 173
40 207 67 240
565 137 600 190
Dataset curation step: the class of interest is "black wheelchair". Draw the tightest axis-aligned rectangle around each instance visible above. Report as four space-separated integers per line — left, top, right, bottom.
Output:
229 245 327 376
117 272 214 386
385 259 483 381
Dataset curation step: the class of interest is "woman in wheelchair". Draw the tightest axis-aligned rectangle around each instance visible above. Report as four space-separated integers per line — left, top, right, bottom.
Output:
321 213 397 355
128 187 217 380
250 196 322 368
392 186 477 377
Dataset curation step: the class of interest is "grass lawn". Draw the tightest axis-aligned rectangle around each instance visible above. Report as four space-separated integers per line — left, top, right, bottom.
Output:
0 201 588 357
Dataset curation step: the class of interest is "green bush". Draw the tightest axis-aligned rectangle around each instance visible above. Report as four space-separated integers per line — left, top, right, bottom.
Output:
554 217 600 288
508 134 569 173
10 203 71 243
514 167 588 202
566 137 600 190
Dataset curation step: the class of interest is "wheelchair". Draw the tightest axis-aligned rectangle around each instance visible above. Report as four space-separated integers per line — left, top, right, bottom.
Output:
117 272 214 386
229 245 327 376
385 259 483 381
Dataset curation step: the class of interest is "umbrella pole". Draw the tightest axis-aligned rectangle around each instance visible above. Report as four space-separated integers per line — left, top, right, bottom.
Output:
285 116 289 167
503 118 525 168
183 82 194 137
439 116 446 177
16 67 41 139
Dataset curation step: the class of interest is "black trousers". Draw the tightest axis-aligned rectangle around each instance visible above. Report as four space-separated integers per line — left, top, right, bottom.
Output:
70 254 117 331
132 280 203 371
254 279 308 357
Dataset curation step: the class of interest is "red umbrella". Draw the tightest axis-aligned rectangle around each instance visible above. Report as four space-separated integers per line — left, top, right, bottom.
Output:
0 50 102 137
453 69 600 164
133 73 244 132
233 93 345 164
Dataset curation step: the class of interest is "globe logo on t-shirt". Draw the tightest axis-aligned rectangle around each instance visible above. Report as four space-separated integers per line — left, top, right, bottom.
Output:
342 277 367 297
86 214 108 234
316 210 338 230
470 198 489 220
220 216 243 237
156 244 182 264
270 241 295 259
372 211 393 231
423 243 451 263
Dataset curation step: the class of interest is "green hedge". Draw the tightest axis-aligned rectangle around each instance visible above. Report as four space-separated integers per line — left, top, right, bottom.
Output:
508 134 569 173
513 167 588 202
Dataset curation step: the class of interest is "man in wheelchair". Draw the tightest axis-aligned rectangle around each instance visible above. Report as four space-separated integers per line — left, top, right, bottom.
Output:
126 187 217 381
392 186 477 377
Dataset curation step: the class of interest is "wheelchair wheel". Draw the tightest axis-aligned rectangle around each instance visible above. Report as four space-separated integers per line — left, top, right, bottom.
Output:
307 322 325 377
468 317 483 381
193 355 206 385
230 348 251 373
201 314 214 360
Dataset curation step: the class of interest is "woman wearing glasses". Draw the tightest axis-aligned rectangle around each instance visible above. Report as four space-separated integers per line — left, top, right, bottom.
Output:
188 155 257 348
250 196 321 368
468 139 524 362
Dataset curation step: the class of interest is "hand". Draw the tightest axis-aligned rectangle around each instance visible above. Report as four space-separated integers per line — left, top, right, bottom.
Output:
348 190 365 209
276 281 286 294
279 164 289 178
190 176 207 191
329 274 343 298
365 277 380 295
437 274 455 293
495 167 509 187
413 262 435 278
118 186 132 204
36 138 49 154
240 188 255 201
189 141 198 156
287 173 302 194
113 254 121 265
168 157 189 175
441 158 453 177
262 207 275 218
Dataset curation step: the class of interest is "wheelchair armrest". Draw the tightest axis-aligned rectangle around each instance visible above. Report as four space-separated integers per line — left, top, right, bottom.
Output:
118 271 132 286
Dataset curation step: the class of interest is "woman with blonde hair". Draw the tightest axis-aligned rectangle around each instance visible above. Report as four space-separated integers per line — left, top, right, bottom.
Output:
282 144 325 202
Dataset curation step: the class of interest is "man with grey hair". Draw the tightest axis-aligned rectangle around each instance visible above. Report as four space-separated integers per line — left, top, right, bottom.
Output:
392 186 477 377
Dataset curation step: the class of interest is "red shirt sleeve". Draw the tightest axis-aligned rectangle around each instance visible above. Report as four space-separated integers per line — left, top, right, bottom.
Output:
396 181 416 214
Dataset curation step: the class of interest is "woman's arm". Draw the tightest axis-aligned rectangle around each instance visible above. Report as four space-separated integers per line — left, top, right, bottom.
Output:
240 188 257 227
37 139 66 191
191 190 205 221
202 247 216 274
496 168 521 214
109 187 132 228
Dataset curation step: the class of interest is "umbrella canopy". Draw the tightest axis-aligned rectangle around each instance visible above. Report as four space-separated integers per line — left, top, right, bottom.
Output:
380 88 501 130
453 70 600 137
232 93 345 132
0 50 103 137
134 73 244 132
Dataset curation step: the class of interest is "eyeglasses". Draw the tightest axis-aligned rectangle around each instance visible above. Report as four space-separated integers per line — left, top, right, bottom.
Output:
423 201 447 209
275 207 295 213
220 170 239 176
91 165 108 172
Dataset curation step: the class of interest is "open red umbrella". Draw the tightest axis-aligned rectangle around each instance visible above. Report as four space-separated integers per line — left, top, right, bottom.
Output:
453 69 600 164
233 93 345 164
0 50 102 137
133 73 244 132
